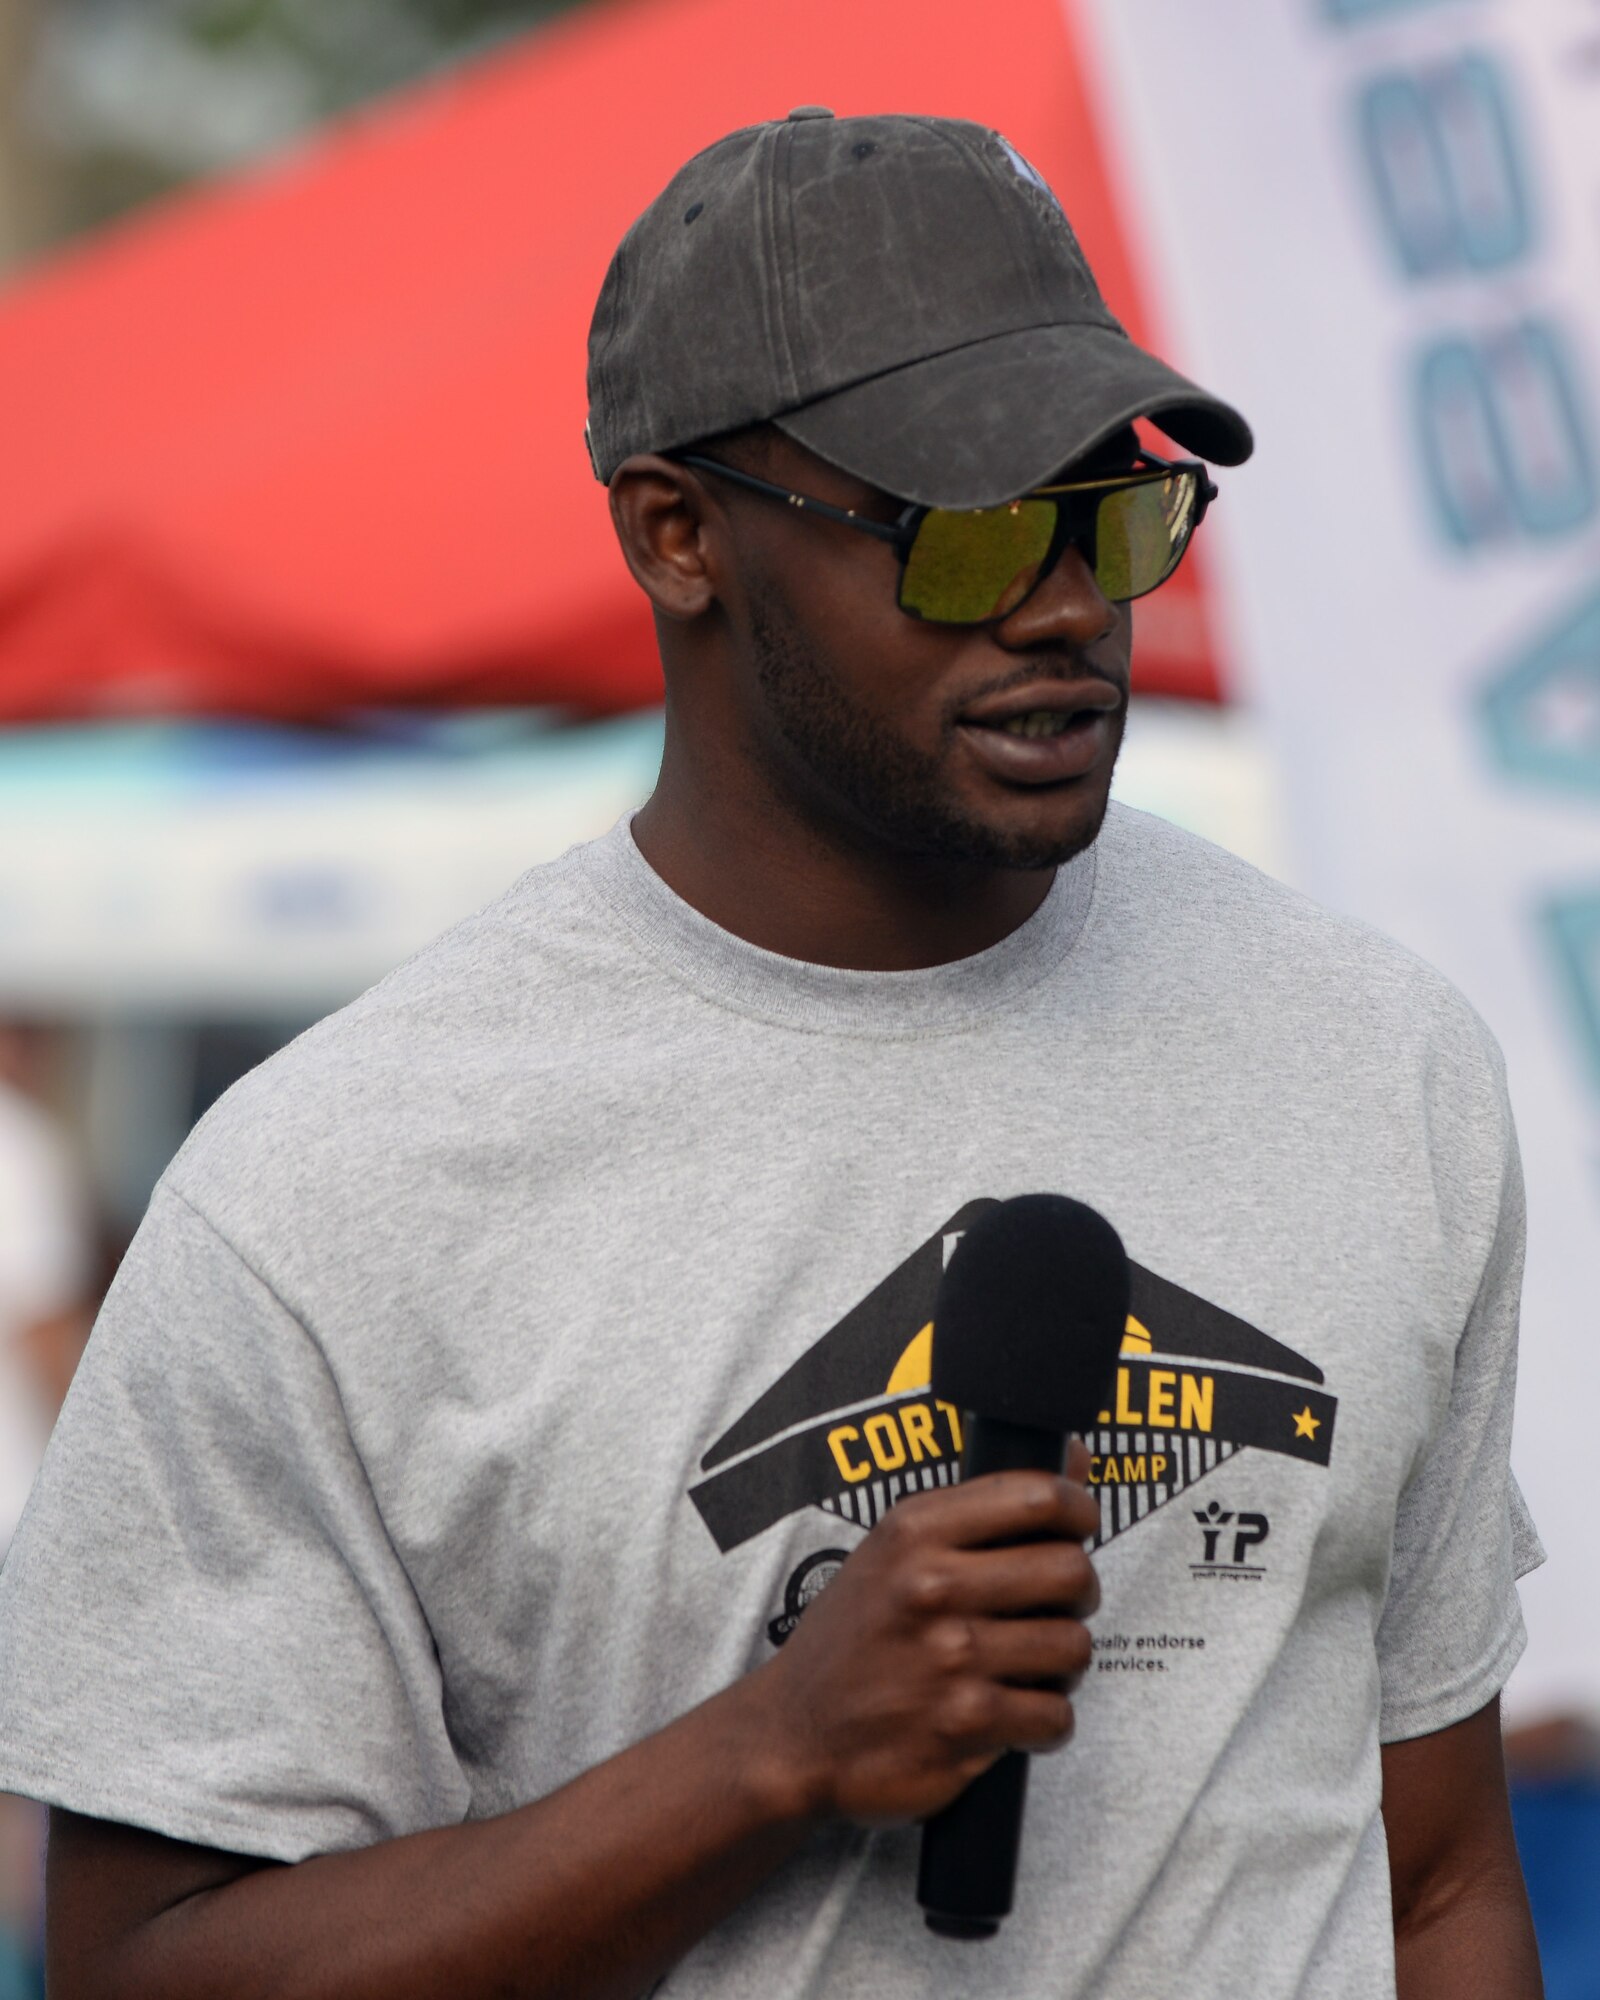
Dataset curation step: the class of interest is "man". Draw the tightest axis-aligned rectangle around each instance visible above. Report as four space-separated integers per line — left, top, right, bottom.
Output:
0 111 1542 1998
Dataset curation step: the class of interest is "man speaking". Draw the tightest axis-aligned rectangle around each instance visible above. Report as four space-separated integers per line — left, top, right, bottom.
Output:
0 111 1543 1998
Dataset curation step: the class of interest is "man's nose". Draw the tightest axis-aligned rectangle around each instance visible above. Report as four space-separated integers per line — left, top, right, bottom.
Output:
994 543 1120 651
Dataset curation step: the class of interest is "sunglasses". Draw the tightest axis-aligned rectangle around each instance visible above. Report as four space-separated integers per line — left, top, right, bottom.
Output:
676 449 1217 625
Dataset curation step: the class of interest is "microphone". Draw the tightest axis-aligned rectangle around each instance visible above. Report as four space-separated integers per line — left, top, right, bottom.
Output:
916 1193 1129 1941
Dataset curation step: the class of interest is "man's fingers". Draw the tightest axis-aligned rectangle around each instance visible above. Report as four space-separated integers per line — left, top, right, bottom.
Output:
943 1683 1077 1756
888 1470 1099 1552
1007 1686 1078 1752
977 1614 1094 1691
942 1541 1100 1620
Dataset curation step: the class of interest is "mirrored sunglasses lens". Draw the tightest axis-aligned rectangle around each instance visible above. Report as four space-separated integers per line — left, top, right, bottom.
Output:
1094 474 1199 601
900 500 1057 623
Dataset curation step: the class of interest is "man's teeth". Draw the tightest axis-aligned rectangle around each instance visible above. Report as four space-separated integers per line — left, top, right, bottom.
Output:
1000 710 1078 738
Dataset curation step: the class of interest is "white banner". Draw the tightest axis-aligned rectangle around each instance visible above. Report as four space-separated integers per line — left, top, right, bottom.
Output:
1074 0 1600 1719
0 716 667 1015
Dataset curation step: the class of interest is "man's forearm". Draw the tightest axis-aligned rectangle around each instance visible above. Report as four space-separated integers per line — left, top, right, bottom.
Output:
51 1471 1101 2000
1383 1699 1543 2000
1393 1863 1543 1999
54 1670 815 2000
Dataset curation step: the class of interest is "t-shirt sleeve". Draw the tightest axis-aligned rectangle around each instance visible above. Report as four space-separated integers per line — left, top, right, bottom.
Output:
0 1180 470 1861
1375 1091 1544 1744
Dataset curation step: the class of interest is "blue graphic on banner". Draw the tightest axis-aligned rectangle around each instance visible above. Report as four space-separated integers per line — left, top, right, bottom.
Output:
1417 321 1597 547
1324 0 1463 21
1481 584 1600 795
245 866 376 933
1359 56 1532 277
1541 894 1600 1096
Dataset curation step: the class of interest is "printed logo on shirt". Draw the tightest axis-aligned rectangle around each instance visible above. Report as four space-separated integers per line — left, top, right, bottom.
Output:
1190 1499 1271 1580
767 1549 851 1647
687 1199 1337 1562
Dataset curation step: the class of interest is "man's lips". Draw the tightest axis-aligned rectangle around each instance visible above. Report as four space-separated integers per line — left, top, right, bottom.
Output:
953 677 1124 786
956 676 1125 729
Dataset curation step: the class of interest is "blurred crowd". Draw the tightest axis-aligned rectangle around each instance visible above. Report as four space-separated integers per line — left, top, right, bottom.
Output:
0 1022 95 1992
0 1025 94 1560
0 1009 314 1988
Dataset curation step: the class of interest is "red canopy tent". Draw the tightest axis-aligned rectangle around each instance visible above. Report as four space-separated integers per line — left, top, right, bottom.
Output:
0 0 1227 722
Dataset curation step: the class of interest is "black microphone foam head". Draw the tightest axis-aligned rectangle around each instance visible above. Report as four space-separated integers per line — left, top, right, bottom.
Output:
930 1194 1130 1433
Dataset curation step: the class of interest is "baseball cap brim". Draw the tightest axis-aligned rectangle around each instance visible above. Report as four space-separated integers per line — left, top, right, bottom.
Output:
772 321 1253 509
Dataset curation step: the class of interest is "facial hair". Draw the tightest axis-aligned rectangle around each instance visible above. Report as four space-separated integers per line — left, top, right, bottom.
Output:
749 587 1116 870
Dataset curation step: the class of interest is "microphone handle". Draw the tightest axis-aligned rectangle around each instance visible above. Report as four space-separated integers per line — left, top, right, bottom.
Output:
917 1416 1070 1940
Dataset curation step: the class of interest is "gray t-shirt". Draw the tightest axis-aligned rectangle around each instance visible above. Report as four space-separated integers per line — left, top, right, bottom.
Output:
0 805 1540 1998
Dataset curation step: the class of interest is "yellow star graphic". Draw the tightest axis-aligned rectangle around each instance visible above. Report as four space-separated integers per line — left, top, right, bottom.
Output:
1292 1406 1321 1440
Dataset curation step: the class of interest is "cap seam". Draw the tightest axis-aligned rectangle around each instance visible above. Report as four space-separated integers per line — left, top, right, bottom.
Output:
917 118 1050 321
772 311 1132 427
767 122 805 408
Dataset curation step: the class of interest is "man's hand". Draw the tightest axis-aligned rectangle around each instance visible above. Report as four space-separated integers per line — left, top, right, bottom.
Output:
48 1452 1099 2000
753 1444 1101 1826
1383 1696 1543 1999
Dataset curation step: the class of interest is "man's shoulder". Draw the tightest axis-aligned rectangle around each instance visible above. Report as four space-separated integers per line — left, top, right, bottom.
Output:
164 834 623 1243
1094 803 1504 1071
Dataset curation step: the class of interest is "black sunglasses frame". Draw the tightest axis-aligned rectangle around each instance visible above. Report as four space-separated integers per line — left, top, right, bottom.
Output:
673 449 1218 623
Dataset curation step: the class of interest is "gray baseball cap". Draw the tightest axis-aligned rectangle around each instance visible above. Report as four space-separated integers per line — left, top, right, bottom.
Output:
586 109 1252 510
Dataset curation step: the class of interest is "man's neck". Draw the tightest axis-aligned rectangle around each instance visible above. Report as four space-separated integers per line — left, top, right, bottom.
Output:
630 772 1058 974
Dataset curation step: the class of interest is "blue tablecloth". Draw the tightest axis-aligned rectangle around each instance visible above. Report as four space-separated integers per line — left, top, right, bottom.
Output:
1512 1778 1600 2000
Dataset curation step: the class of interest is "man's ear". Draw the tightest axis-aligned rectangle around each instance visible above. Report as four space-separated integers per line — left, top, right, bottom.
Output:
608 456 721 621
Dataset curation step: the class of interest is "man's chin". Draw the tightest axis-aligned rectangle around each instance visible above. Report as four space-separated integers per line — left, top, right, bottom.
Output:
964 822 1106 871
882 791 1114 871
925 743 1122 870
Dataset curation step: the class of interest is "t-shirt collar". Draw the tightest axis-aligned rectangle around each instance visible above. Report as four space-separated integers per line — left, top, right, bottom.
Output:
578 812 1097 1038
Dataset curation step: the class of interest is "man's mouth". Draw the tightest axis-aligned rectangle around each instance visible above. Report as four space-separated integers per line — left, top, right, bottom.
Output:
993 710 1085 739
954 677 1123 785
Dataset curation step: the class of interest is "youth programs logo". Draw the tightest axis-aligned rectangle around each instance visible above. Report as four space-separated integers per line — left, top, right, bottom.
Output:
688 1200 1337 1558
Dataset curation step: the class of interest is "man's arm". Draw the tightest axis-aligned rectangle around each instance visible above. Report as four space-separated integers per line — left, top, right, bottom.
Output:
47 1463 1100 2000
1383 1695 1542 2000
